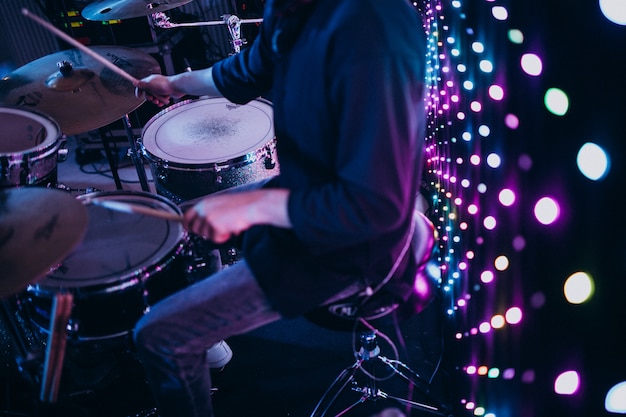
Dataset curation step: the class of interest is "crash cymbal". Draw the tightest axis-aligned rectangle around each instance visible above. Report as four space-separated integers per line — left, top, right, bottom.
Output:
0 46 160 136
82 0 193 21
0 187 88 298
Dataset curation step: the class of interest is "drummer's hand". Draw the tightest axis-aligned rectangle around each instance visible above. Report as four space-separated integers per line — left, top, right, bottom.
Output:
134 74 183 107
183 189 291 244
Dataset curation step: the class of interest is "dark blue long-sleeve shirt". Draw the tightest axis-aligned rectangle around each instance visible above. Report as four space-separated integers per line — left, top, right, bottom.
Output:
212 0 428 317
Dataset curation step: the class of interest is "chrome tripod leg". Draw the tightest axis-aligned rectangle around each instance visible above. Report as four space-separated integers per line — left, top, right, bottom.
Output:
309 331 451 417
309 361 361 417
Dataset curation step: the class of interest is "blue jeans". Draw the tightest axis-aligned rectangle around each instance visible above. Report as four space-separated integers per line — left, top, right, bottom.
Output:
133 259 281 417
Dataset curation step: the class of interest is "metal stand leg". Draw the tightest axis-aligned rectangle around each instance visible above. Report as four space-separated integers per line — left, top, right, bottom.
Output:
122 114 150 192
40 292 73 404
310 331 450 417
99 128 123 190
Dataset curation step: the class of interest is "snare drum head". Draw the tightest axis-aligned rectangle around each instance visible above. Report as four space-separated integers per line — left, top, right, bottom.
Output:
141 98 274 164
35 191 185 291
0 106 60 154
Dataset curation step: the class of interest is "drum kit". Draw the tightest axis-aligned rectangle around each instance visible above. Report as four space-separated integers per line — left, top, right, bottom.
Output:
0 0 275 412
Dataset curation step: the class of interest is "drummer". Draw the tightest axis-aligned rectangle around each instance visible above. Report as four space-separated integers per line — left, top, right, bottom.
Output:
132 0 430 416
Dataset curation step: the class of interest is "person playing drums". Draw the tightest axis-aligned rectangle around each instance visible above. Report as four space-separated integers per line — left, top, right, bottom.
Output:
133 0 430 415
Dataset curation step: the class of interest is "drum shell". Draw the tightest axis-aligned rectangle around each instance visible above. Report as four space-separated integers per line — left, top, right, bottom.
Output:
22 191 191 341
146 145 279 204
140 98 279 204
0 106 64 188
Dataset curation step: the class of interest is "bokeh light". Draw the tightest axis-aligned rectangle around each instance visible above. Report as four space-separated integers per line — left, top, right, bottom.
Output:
554 371 581 395
520 53 543 76
605 381 626 413
498 188 516 206
564 272 595 304
534 197 560 225
505 307 523 325
491 6 509 21
508 29 524 44
577 142 610 181
416 1 625 415
494 256 509 271
544 88 570 116
599 0 626 25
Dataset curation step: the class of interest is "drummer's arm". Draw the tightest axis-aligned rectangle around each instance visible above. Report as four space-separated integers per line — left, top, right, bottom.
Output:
169 67 223 98
185 188 292 243
136 67 223 107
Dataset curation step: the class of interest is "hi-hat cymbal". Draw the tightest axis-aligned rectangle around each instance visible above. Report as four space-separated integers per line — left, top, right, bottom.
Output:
0 187 88 298
0 46 161 136
82 0 193 21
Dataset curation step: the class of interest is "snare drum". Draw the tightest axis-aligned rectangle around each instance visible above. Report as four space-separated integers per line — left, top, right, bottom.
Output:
23 191 190 341
0 106 64 188
139 97 279 204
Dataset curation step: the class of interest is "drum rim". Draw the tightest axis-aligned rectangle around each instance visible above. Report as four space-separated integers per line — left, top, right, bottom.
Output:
0 106 62 154
140 97 275 166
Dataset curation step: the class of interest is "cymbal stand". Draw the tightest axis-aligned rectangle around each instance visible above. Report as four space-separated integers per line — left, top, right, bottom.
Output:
39 292 73 404
122 114 151 192
150 12 263 55
224 14 245 54
310 329 450 417
98 127 123 190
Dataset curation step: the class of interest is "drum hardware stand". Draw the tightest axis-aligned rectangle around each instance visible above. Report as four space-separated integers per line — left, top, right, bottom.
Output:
310 330 450 417
123 114 151 192
39 291 73 404
151 12 263 55
98 127 124 190
94 116 150 192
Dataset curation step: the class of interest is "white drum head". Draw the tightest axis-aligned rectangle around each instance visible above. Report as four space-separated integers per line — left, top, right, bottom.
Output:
0 107 60 154
142 98 274 164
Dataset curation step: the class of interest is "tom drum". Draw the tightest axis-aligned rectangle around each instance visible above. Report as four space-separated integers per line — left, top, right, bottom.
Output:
139 97 279 204
0 106 65 188
23 191 191 341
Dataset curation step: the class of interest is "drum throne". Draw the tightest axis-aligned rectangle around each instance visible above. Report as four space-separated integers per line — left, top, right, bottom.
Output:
304 209 452 417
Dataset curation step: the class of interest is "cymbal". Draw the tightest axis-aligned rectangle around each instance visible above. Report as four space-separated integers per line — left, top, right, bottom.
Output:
0 46 161 135
0 187 88 298
82 0 193 21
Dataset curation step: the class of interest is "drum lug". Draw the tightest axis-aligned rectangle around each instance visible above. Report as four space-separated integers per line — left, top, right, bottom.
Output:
57 148 69 162
263 145 276 170
213 163 223 184
264 157 276 170
57 137 69 162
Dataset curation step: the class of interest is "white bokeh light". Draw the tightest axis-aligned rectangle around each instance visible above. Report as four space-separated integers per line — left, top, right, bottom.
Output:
499 189 516 206
554 371 580 395
564 272 595 304
606 381 626 413
577 142 610 181
599 0 626 25
520 53 543 76
545 88 570 116
534 197 560 225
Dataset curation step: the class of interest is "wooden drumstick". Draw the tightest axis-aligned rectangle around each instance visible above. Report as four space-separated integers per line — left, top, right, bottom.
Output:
89 199 184 222
40 292 73 403
21 8 140 85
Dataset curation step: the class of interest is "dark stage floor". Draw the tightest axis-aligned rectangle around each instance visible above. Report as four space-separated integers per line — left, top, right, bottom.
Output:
1 138 455 417
1 297 452 417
